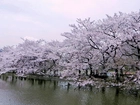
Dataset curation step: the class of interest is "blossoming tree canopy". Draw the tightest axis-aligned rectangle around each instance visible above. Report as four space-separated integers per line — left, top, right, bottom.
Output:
0 11 139 82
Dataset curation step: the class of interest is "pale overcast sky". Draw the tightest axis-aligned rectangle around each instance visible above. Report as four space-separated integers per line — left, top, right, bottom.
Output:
0 0 140 47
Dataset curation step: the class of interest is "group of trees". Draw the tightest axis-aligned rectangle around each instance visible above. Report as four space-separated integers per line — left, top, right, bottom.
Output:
0 11 140 83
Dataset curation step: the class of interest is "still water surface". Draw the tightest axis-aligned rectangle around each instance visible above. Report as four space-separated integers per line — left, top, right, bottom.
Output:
0 75 140 105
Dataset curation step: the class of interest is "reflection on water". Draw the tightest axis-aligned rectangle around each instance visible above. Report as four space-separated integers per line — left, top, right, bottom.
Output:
0 75 140 105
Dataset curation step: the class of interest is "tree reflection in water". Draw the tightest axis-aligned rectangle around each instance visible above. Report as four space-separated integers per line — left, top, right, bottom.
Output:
0 74 140 105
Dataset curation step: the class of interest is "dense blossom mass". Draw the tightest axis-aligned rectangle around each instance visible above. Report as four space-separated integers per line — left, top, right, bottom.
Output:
0 11 140 84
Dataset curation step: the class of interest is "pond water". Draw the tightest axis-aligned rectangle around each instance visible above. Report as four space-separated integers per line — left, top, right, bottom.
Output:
0 75 140 105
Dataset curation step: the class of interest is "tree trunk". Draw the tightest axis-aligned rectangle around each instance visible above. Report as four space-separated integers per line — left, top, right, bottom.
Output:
115 68 120 82
78 70 81 76
120 68 124 77
89 64 93 77
137 47 140 60
85 69 88 76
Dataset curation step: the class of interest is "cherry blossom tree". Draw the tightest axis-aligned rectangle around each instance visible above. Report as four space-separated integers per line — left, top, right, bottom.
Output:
0 10 140 84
